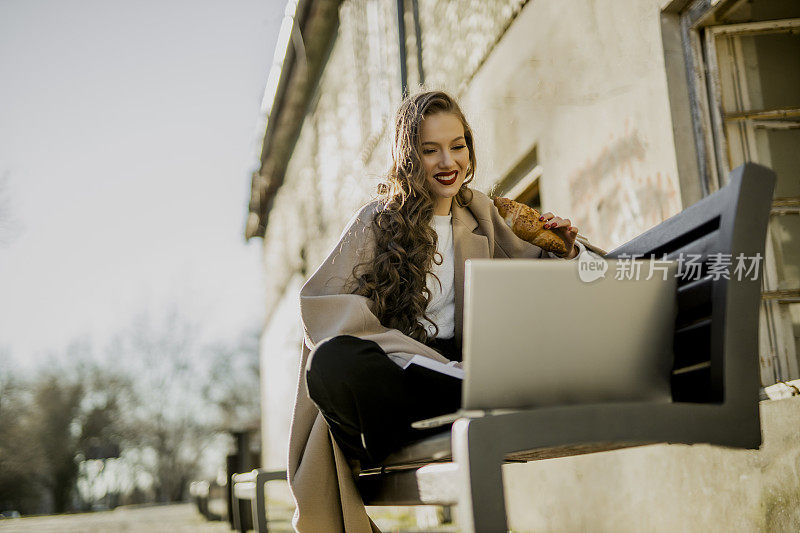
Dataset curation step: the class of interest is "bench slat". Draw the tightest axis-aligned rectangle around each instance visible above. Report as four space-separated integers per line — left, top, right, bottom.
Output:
367 431 451 470
674 318 712 368
360 463 459 506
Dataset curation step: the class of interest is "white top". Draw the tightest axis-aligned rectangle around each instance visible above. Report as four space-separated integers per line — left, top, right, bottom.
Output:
420 214 456 338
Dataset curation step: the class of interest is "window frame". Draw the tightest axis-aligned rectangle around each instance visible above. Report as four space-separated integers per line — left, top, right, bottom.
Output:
491 145 542 209
703 18 800 182
677 3 800 383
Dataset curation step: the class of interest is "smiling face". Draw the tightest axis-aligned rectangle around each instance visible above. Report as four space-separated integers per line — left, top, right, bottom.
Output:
419 112 471 215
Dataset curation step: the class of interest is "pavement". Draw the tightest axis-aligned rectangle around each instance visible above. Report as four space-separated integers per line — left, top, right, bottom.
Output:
0 503 244 533
0 501 457 532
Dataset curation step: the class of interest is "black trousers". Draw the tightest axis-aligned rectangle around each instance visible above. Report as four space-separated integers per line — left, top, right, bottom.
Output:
305 335 462 466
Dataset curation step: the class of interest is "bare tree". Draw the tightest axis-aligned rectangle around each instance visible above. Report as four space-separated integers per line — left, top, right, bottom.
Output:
0 308 263 513
0 340 131 515
0 348 46 514
31 372 84 512
111 307 210 503
202 324 261 430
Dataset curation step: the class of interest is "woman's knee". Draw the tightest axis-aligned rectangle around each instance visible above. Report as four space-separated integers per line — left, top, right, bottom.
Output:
306 335 373 385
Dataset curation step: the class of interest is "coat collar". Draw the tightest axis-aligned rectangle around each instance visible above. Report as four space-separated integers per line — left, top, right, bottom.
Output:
451 198 490 346
451 197 479 233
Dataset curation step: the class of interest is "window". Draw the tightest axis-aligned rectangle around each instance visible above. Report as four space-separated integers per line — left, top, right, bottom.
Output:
681 1 800 384
492 145 542 211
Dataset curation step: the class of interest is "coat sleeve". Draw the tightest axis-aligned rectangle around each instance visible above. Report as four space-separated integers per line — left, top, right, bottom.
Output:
299 203 448 365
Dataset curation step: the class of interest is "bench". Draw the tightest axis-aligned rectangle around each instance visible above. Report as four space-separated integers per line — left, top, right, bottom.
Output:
355 162 777 531
190 478 228 522
230 469 287 533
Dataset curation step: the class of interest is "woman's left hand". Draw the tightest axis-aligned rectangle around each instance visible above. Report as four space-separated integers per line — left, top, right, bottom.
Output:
540 212 579 259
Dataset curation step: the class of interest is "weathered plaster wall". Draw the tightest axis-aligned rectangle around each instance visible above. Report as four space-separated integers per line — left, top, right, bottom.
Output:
504 396 800 532
260 274 303 470
259 0 405 326
416 0 527 92
459 0 683 253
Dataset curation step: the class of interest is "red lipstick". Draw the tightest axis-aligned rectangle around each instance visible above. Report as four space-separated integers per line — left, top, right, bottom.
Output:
434 170 457 185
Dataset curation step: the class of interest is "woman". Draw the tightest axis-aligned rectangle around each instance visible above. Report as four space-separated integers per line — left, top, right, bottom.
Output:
288 91 583 532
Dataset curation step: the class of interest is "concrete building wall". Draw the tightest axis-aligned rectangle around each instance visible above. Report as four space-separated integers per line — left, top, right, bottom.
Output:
416 0 527 92
259 274 303 470
457 0 683 252
504 396 800 532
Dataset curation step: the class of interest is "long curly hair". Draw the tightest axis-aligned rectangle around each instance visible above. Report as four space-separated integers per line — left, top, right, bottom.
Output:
351 90 477 342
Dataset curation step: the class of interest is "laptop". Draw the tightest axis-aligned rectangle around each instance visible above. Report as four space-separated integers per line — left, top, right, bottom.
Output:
412 256 677 429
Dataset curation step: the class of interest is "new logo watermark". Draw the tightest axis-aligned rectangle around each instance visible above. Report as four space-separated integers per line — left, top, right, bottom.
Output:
578 251 608 283
576 251 763 283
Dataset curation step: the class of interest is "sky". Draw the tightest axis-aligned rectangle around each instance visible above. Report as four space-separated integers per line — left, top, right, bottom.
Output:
0 0 284 368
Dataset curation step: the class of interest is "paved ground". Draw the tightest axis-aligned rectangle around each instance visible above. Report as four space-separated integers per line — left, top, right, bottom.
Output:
0 503 249 533
0 501 458 532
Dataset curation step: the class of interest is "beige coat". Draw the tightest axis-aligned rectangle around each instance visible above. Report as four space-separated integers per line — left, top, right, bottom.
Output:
287 189 577 532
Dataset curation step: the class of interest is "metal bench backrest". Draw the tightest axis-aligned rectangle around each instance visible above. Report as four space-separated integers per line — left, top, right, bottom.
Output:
606 163 775 404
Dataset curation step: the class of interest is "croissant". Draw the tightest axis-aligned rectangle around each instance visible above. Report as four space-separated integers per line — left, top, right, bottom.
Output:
493 197 568 257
